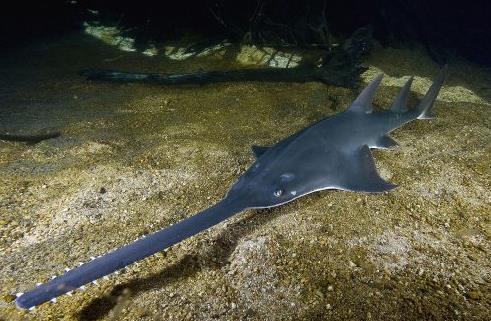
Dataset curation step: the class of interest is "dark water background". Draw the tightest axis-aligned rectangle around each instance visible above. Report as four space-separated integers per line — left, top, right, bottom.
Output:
1 0 491 65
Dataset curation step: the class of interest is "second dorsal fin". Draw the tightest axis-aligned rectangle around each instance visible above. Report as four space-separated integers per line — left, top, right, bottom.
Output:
390 76 414 113
348 74 384 113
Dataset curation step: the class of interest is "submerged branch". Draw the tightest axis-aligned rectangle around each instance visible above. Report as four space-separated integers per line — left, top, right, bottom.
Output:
0 131 61 144
80 63 361 88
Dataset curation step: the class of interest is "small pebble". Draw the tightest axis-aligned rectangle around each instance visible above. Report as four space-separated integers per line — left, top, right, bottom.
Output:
1 293 16 303
467 290 481 300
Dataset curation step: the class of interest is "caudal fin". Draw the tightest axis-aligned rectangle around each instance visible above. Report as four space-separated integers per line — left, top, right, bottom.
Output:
416 65 448 119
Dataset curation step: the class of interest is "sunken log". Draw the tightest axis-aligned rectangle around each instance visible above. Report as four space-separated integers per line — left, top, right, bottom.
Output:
80 63 361 88
0 132 61 144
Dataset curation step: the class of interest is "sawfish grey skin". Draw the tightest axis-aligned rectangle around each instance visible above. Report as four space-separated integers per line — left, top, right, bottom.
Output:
15 66 448 310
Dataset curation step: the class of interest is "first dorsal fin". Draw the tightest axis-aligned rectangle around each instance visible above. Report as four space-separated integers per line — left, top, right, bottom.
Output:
390 76 414 113
348 74 384 113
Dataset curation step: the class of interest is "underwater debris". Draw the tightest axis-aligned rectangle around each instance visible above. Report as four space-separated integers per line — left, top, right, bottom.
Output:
83 22 137 53
142 45 158 57
83 21 233 60
236 45 302 68
0 131 61 144
79 63 359 88
79 27 372 88
163 46 195 61
160 41 230 60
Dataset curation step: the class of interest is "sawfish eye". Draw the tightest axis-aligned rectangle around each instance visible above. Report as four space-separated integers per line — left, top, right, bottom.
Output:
274 189 283 197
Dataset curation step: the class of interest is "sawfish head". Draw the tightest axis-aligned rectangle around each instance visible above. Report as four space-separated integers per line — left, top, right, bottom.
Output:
224 145 361 209
225 147 397 209
225 164 303 209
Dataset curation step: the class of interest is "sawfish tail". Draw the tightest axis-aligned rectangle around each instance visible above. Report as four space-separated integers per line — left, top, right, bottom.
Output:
15 197 245 310
416 65 449 119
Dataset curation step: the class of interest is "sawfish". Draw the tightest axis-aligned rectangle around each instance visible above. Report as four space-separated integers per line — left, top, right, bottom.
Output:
15 66 448 310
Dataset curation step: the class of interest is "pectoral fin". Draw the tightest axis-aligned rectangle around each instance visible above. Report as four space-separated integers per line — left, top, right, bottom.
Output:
335 145 396 192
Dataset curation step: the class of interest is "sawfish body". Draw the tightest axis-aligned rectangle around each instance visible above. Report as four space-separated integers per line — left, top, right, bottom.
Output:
15 66 448 310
